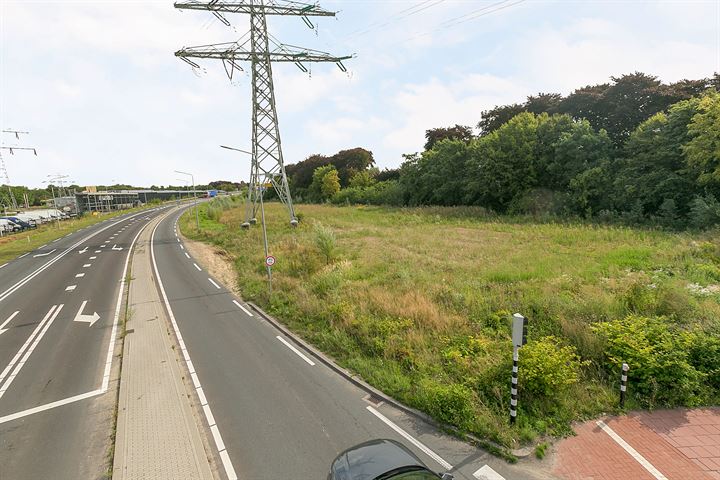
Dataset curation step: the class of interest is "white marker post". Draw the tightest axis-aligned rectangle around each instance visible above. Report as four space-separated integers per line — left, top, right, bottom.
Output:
510 313 528 425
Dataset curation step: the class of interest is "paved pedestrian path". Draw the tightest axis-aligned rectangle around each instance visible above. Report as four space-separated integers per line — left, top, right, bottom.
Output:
113 216 214 480
551 408 720 480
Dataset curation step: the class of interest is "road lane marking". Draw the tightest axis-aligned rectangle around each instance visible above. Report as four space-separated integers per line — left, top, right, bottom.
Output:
0 305 64 400
193 263 201 271
208 278 221 289
366 405 453 471
76 273 85 278
150 216 238 480
0 306 57 386
0 264 6 269
18 253 29 258
95 250 102 253
474 465 505 480
90 256 97 259
0 311 19 336
597 421 668 480
83 264 92 267
232 300 253 317
0 389 103 425
180 244 184 250
65 285 77 291
0 210 154 305
39 244 47 249
184 252 190 258
177 238 180 242
276 336 315 366
33 248 57 258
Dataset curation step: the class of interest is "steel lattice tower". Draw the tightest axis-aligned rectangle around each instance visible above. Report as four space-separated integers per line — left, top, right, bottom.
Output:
174 0 352 227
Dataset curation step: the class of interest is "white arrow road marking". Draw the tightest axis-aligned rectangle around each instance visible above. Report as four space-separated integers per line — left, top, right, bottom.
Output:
78 247 88 254
0 311 19 336
0 305 63 400
33 248 57 258
474 465 506 480
111 244 123 251
73 300 100 327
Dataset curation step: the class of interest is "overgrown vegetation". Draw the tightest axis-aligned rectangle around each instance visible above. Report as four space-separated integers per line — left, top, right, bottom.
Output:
180 202 720 446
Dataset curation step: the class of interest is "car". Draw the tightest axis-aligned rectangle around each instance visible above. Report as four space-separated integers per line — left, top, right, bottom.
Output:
328 439 454 480
1 216 34 230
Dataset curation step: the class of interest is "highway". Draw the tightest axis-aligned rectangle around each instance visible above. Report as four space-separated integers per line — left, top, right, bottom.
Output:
151 206 537 480
0 207 170 480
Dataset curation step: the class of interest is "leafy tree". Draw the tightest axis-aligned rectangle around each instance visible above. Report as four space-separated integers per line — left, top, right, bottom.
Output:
684 91 720 190
477 103 525 136
348 169 377 189
330 148 375 187
424 125 474 151
309 164 340 202
525 92 562 115
400 140 469 206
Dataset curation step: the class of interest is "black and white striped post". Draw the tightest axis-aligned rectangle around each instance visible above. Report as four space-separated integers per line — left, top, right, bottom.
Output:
510 313 528 425
620 362 629 408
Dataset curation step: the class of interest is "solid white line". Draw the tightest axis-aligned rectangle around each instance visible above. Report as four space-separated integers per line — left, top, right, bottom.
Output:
0 306 57 387
366 405 453 471
276 336 316 366
150 217 238 480
0 210 151 305
193 263 201 271
232 300 253 317
208 278 221 289
184 252 190 258
0 305 64 400
597 421 668 480
0 389 102 425
65 285 76 291
473 465 505 480
76 273 85 278
0 311 19 333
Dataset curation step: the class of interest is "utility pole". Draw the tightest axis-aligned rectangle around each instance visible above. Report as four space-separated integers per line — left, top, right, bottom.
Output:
174 0 352 228
175 170 200 229
0 129 35 211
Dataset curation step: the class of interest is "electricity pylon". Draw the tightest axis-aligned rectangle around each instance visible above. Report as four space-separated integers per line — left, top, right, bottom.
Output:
0 130 35 211
174 0 352 227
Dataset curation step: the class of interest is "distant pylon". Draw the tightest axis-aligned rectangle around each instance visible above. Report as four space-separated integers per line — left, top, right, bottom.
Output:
174 0 352 227
0 130 35 211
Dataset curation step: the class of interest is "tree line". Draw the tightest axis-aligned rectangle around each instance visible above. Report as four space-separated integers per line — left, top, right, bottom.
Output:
284 72 720 229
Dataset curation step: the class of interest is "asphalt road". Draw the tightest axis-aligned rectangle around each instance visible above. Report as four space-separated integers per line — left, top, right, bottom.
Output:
153 207 545 480
0 206 171 480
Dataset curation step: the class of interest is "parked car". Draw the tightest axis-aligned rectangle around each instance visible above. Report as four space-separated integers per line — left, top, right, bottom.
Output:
328 439 453 480
0 218 22 234
1 216 34 230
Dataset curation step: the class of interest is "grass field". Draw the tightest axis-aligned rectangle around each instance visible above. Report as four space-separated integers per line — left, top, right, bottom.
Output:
0 205 155 265
180 199 720 448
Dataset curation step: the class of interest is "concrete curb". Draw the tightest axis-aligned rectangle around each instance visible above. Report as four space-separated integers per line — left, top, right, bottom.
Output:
246 301 523 461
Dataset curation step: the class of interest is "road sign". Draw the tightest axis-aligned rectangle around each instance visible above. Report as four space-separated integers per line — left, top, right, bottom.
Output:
265 255 276 267
512 313 528 347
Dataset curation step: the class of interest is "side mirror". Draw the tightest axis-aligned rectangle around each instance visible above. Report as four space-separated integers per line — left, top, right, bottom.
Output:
440 474 454 480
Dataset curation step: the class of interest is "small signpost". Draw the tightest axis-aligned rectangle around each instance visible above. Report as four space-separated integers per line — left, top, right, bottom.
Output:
620 363 629 408
510 313 528 425
265 255 276 267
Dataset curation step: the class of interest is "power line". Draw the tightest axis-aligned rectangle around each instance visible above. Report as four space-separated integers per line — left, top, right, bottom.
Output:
344 0 447 39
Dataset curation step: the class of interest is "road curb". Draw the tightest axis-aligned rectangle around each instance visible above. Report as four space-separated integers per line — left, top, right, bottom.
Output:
246 301 521 462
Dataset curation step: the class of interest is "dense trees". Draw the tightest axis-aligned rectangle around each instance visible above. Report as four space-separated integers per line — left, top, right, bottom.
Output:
286 72 720 229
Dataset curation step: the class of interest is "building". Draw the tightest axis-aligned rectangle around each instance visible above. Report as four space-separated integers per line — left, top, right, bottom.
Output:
75 190 202 213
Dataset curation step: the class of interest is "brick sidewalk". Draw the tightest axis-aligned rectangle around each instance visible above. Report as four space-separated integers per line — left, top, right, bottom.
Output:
551 408 720 480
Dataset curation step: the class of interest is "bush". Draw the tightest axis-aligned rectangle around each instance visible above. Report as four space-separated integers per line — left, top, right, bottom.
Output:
592 315 708 407
519 336 586 398
313 222 336 264
415 380 476 430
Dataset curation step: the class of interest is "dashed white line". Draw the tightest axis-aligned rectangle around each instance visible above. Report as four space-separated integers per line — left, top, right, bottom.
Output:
95 250 102 253
366 405 453 471
83 264 92 268
76 273 85 278
276 336 316 366
65 285 77 291
90 256 97 260
184 252 190 258
180 245 184 250
208 278 221 289
193 263 201 271
232 300 253 317
0 264 6 269
474 465 506 480
18 253 29 258
597 421 668 480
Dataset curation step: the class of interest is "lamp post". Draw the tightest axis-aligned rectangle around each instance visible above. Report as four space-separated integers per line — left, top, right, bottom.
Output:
175 170 199 230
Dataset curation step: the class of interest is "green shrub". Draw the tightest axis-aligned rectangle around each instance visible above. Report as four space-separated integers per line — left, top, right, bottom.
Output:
519 336 586 398
416 379 476 430
592 315 707 407
313 222 336 264
206 206 222 222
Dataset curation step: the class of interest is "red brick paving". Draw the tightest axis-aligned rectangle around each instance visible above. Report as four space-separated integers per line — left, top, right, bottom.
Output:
551 408 720 480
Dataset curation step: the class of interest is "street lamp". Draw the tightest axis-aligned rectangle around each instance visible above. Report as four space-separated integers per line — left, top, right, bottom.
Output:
176 178 189 199
220 145 253 228
175 170 199 230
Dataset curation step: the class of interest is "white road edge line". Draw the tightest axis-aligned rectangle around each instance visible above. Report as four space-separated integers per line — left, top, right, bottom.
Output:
232 300 253 317
18 253 29 258
597 421 668 480
0 305 64 400
276 336 316 366
193 263 201 271
0 264 6 269
150 215 238 480
208 278 221 289
184 252 190 258
366 405 453 471
0 212 153 425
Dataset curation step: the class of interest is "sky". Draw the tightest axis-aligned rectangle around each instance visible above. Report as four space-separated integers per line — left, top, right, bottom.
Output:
0 0 718 188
